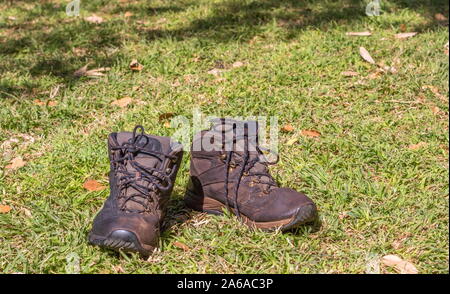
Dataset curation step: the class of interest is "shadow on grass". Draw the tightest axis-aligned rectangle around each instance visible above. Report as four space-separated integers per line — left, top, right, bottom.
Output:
162 194 192 233
286 216 322 235
139 0 448 42
0 23 124 99
0 0 447 98
0 3 125 98
141 0 368 42
162 192 322 238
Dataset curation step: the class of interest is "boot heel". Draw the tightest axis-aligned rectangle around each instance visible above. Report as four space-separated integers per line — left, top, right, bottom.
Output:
184 189 205 211
184 176 204 211
185 189 225 216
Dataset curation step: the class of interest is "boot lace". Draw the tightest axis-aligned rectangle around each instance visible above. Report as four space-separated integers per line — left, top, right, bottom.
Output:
221 122 279 219
110 125 177 213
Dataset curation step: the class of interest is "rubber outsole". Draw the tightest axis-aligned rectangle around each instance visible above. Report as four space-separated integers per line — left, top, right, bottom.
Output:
88 230 154 256
281 203 317 231
185 190 317 232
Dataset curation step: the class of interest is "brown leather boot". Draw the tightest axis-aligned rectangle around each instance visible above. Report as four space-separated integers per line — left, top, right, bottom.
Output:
185 119 317 231
88 126 183 255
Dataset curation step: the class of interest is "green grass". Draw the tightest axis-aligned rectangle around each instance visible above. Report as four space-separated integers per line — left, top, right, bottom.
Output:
0 0 448 274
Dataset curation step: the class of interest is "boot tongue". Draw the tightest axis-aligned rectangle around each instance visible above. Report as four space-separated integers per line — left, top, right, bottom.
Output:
111 132 172 212
208 119 270 173
115 132 167 169
209 119 260 156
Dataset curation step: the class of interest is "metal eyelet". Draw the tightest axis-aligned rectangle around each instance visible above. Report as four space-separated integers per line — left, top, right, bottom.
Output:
166 168 172 174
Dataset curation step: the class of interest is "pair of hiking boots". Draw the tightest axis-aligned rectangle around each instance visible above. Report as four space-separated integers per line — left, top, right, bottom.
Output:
88 119 317 256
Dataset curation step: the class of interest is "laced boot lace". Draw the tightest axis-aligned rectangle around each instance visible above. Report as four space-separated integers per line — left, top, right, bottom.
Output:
218 120 279 219
110 125 177 213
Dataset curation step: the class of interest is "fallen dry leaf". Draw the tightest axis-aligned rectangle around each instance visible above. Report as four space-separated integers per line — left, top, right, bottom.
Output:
113 265 125 273
0 205 12 214
156 18 167 24
382 255 418 274
83 179 106 191
431 105 441 115
74 64 110 78
346 31 372 36
163 121 171 128
33 99 44 106
158 113 175 121
232 61 244 68
394 32 417 39
129 59 143 72
368 70 382 79
380 65 397 74
408 142 427 150
111 97 133 108
434 13 448 21
359 47 376 64
86 67 110 77
8 16 17 21
281 124 295 133
21 207 32 217
5 157 26 170
85 15 104 24
33 99 58 107
207 68 223 76
173 241 190 251
301 130 321 138
341 71 359 77
124 11 133 18
136 20 149 26
286 136 299 146
399 24 407 32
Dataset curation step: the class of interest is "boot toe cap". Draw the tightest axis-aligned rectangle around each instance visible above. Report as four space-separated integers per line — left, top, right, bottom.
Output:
89 213 159 254
257 187 316 223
